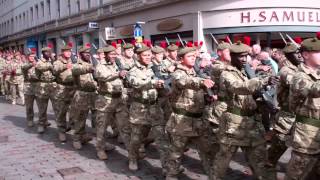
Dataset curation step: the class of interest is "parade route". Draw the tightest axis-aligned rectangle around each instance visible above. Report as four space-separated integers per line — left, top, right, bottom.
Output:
0 97 290 180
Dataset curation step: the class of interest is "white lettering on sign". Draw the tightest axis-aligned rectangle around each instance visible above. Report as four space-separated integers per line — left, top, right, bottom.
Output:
202 8 320 29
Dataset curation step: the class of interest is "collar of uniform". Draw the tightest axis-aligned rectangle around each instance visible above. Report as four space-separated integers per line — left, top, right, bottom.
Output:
135 60 148 70
59 57 69 63
283 60 298 71
176 64 196 75
300 63 320 80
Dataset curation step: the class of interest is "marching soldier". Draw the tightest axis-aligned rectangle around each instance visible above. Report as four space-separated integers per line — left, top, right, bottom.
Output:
9 52 24 105
94 45 127 160
52 45 75 142
165 46 214 180
267 42 302 167
285 36 320 180
166 44 179 62
21 50 39 127
71 46 96 150
126 45 164 171
0 49 5 95
211 41 277 180
3 54 12 100
35 47 57 133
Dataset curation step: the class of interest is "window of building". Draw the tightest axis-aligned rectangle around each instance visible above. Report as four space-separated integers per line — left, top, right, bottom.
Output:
77 0 80 12
88 0 91 9
41 2 44 17
56 0 60 18
35 5 39 20
30 7 33 21
47 0 51 19
68 0 71 15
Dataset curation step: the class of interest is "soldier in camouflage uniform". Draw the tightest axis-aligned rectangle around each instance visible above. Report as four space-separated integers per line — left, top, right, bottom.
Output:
71 46 96 150
267 42 302 167
165 47 215 180
94 45 127 160
3 54 12 100
21 51 39 127
211 42 277 180
166 44 178 62
126 45 165 171
9 52 24 105
285 37 320 180
35 47 57 133
52 45 75 142
0 49 5 95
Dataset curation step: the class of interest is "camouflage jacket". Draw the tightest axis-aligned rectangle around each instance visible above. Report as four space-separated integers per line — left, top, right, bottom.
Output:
9 59 23 84
95 61 123 95
278 60 298 112
72 59 97 92
170 65 205 114
35 58 55 82
290 63 320 154
219 65 268 146
118 56 136 71
127 61 158 103
53 57 74 85
0 57 5 72
22 62 38 82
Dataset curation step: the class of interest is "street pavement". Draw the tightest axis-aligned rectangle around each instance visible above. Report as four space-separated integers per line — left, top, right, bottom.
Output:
0 96 290 180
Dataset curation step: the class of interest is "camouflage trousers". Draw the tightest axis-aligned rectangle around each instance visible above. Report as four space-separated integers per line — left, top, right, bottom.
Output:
285 151 320 180
54 84 75 133
25 94 36 123
128 102 167 168
95 95 129 151
71 90 97 142
211 143 276 180
10 81 24 103
4 78 11 97
35 82 59 126
0 75 4 94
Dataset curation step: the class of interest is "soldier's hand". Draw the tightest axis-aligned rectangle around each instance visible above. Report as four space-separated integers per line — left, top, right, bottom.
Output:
156 80 164 88
66 63 73 69
268 76 279 86
168 66 175 73
203 79 215 89
119 70 127 78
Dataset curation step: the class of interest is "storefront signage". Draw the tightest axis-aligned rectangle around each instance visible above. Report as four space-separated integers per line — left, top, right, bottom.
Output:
105 27 116 40
203 8 320 29
157 19 183 31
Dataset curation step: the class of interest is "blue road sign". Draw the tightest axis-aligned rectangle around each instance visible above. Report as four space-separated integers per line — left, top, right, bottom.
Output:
134 23 143 38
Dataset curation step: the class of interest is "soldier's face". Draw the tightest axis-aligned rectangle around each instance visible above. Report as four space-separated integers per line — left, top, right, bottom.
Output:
181 51 196 67
43 51 52 59
139 50 152 65
303 51 320 68
116 47 122 55
154 52 164 62
107 51 117 63
80 52 91 62
62 50 71 59
231 52 248 68
169 50 177 60
286 52 302 66
218 49 231 62
28 55 35 62
98 52 105 60
124 48 134 58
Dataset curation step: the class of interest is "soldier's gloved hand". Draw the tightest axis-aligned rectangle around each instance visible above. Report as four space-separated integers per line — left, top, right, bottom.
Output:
268 76 280 86
202 79 215 89
156 80 164 88
119 70 127 79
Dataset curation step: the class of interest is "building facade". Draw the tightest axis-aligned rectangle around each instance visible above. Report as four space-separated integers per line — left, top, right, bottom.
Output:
1 0 320 55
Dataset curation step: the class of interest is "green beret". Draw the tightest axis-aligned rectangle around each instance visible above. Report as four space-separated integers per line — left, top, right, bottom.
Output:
283 42 299 54
167 44 179 51
78 46 90 53
230 41 250 54
217 41 231 50
178 47 196 56
61 45 72 51
103 45 116 53
123 43 134 49
301 37 320 51
97 48 104 53
151 46 165 54
136 45 151 54
41 47 52 52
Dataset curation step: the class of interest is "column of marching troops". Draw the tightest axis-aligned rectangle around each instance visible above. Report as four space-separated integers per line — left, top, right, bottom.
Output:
0 33 319 180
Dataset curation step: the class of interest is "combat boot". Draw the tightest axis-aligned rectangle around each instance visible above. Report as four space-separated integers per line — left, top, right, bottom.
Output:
105 142 115 151
73 141 82 150
117 135 124 144
81 134 93 144
12 100 16 105
27 121 34 127
37 126 45 134
128 159 138 171
58 132 67 142
97 150 108 160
